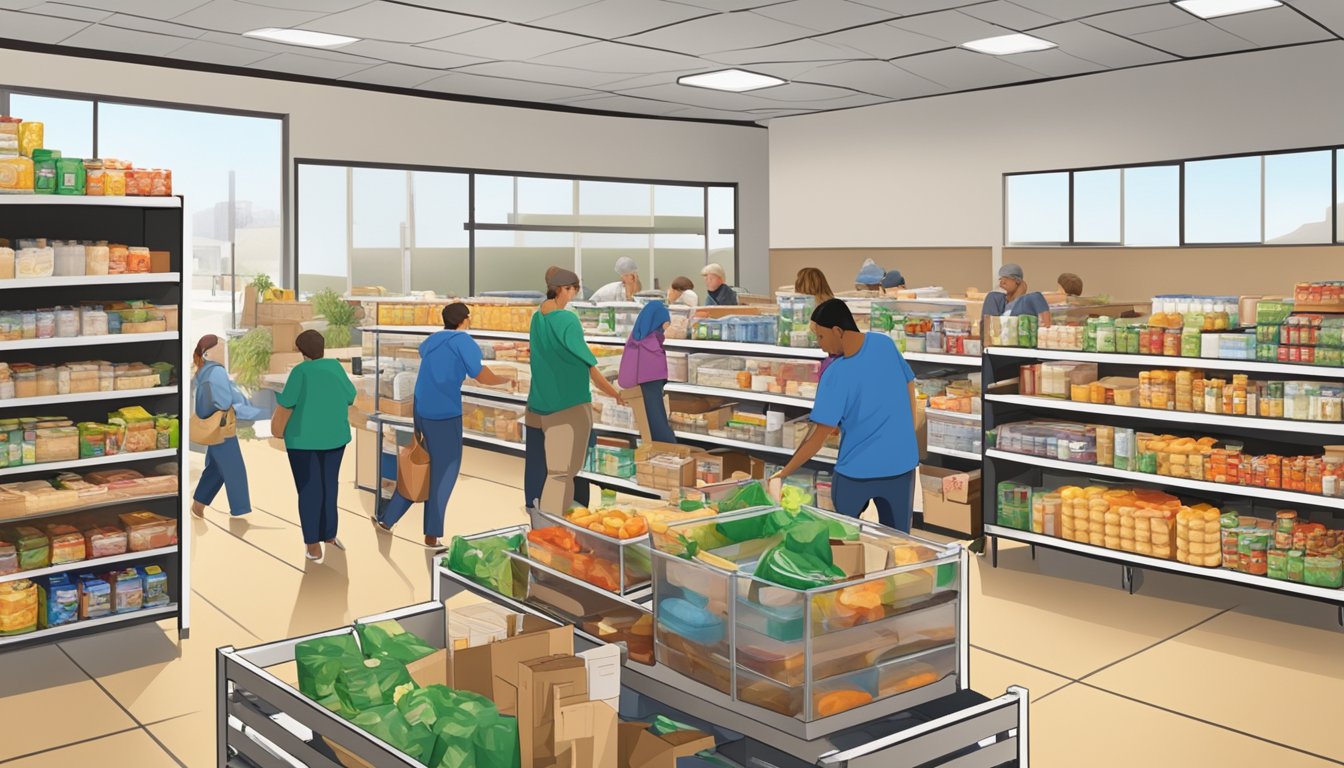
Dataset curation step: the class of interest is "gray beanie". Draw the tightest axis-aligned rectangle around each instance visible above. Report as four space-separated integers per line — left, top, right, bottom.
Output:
614 256 639 276
998 263 1025 281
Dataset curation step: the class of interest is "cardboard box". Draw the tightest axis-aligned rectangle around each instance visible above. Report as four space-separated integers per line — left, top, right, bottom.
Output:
634 441 701 492
918 464 982 537
617 723 717 768
518 655 590 768
554 694 618 768
697 450 765 484
149 250 170 274
382 397 414 418
452 616 573 716
405 648 450 688
830 540 865 578
256 300 314 326
267 321 302 353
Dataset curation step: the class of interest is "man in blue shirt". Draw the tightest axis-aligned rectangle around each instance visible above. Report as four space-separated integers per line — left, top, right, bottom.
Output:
770 299 920 532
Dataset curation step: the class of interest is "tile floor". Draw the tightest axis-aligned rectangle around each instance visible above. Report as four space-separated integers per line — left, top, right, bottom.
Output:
0 440 1340 767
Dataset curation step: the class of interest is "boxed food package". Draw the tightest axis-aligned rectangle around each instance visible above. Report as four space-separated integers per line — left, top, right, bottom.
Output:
0 538 15 575
140 565 169 607
119 511 177 551
109 567 143 613
35 427 79 463
78 574 111 619
920 465 983 537
634 442 699 493
8 526 49 570
85 525 128 558
0 579 37 635
46 523 86 565
39 573 78 628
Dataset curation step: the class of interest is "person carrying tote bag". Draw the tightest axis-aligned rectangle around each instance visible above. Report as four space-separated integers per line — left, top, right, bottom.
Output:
190 335 265 518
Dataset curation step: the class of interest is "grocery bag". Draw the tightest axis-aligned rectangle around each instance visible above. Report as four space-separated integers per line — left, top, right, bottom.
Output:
444 534 524 598
357 619 437 665
752 520 846 590
295 634 363 702
398 684 460 730
336 658 417 714
474 716 520 768
429 690 499 768
397 430 432 503
351 704 436 764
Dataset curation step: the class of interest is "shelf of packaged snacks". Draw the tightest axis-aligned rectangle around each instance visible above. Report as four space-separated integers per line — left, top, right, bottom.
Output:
903 351 981 366
984 524 1344 602
985 345 1344 379
664 338 826 358
0 331 178 352
0 604 179 648
0 195 181 208
0 273 181 290
928 446 982 462
665 382 814 408
0 386 177 410
0 448 178 478
0 545 177 586
986 449 1344 510
0 491 178 526
927 408 980 423
985 393 1344 437
672 429 838 463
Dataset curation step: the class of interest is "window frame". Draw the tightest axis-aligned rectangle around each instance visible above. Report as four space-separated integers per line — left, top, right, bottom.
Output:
1003 143 1344 248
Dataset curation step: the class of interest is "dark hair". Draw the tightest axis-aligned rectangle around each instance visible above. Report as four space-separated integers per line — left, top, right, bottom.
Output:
546 282 579 300
671 276 693 292
1058 272 1083 297
295 329 325 360
193 334 219 371
810 298 860 333
442 302 470 329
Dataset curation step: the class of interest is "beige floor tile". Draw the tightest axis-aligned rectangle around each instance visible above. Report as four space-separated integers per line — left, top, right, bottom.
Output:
1086 609 1344 762
968 647 1072 703
1031 684 1335 768
1 727 180 768
0 645 136 761
148 709 215 768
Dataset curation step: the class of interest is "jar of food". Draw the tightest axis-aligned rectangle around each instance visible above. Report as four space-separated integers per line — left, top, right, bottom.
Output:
1286 549 1306 582
84 160 105 196
1303 556 1343 588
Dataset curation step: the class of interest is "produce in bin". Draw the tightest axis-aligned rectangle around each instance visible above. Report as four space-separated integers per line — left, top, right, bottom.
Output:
335 657 416 714
428 689 499 768
295 634 363 715
445 533 525 599
473 715 520 768
349 704 435 766
357 619 437 665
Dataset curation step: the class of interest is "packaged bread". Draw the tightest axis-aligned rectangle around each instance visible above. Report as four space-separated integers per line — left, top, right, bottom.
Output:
85 245 109 276
119 510 177 550
45 523 85 564
107 244 128 275
16 247 53 278
0 247 13 280
0 579 37 636
0 156 33 193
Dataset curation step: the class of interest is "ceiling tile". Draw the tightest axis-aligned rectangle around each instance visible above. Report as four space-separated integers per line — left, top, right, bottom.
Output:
24 2 111 21
1037 20 1177 67
617 81 784 109
417 71 603 102
60 23 194 55
531 0 713 38
305 2 493 44
99 13 207 38
167 39 274 66
709 37 868 64
751 0 894 33
420 23 591 59
0 0 46 8
890 8 1014 42
452 60 633 88
620 11 816 54
1007 47 1107 76
532 41 708 72
740 80 863 100
598 67 720 90
1005 0 1157 22
194 29 373 61
1132 20 1259 57
797 58 946 97
252 51 376 77
1288 0 1344 36
558 93 692 116
172 0 325 34
958 1 1057 30
894 47 1042 88
237 0 367 10
848 0 982 14
341 39 486 69
0 8 86 40
1086 4 1200 36
57 0 209 12
717 59 829 79
815 20 949 57
1211 4 1334 46
339 61 442 87
400 0 599 23
665 0 793 10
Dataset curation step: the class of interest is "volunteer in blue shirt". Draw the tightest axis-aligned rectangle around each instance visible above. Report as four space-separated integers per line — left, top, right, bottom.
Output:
769 299 919 532
981 263 1052 325
376 302 510 548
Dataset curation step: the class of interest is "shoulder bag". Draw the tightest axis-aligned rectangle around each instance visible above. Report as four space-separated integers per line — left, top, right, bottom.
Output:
189 375 236 446
396 430 431 503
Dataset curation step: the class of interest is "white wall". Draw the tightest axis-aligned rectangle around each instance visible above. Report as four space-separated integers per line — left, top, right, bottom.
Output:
769 40 1344 275
0 48 770 290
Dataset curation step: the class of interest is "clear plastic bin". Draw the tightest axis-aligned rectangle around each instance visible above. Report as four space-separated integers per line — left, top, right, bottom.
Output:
526 507 653 594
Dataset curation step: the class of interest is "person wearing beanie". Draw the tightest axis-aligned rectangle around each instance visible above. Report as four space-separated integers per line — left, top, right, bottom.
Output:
587 256 643 303
375 303 511 548
982 263 1051 327
526 267 625 516
769 299 920 532
701 262 738 306
854 258 885 291
880 269 906 296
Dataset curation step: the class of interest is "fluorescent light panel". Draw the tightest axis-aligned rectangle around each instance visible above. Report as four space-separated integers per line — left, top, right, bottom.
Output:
960 33 1056 55
243 27 359 48
677 69 784 92
1174 0 1281 18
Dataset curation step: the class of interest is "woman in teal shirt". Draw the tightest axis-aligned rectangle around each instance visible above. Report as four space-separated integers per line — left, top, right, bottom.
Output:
278 330 357 561
526 267 624 516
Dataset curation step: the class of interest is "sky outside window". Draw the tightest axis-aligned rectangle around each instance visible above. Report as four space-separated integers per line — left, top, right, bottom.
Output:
9 94 93 158
1072 169 1121 243
1006 172 1069 244
1264 150 1331 244
1184 156 1261 243
1123 165 1180 246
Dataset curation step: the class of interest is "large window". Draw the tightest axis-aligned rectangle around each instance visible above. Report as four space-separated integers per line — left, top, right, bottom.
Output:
1006 146 1344 247
298 162 737 298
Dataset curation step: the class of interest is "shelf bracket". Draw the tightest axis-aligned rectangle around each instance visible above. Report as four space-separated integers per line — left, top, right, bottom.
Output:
1121 565 1143 595
990 535 999 568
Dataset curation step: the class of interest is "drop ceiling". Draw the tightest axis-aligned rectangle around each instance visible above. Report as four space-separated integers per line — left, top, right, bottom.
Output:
0 0 1339 124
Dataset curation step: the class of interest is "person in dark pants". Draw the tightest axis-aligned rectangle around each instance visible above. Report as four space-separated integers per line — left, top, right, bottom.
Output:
278 330 357 561
619 300 677 444
769 299 919 532
190 334 266 518
377 303 510 548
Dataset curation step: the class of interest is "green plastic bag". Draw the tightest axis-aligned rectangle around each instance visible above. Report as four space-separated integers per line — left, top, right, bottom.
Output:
473 715 520 768
429 691 499 768
444 534 524 598
358 619 437 665
649 714 701 736
336 658 417 714
717 480 772 513
397 684 460 730
295 634 363 702
752 520 846 590
352 704 436 764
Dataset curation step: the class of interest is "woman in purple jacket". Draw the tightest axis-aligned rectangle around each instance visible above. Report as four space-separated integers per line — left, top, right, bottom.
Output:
619 301 677 443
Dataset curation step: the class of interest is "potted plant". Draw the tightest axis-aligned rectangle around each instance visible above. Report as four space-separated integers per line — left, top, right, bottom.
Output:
312 288 360 352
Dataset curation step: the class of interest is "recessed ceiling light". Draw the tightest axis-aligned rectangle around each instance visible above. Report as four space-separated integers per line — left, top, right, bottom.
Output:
1174 0 1281 19
960 33 1056 55
243 28 359 48
678 69 785 93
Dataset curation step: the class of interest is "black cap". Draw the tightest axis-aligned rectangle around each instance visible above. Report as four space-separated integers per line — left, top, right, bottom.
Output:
810 298 860 333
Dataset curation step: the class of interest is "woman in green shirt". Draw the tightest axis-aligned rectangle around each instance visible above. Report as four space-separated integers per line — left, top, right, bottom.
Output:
527 268 624 516
277 330 358 561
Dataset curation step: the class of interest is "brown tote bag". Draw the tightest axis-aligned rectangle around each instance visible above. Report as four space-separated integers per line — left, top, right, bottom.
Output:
190 407 236 446
396 431 431 502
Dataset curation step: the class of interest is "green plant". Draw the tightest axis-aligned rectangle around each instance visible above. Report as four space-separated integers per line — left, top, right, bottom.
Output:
228 327 273 392
250 273 274 294
314 288 358 349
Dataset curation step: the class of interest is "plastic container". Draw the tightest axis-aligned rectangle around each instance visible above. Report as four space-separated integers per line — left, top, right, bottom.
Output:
0 579 37 635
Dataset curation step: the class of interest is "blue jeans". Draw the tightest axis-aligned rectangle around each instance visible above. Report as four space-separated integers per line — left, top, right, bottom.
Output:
193 437 251 515
832 469 916 532
288 446 346 545
379 416 463 538
524 426 592 510
641 380 677 444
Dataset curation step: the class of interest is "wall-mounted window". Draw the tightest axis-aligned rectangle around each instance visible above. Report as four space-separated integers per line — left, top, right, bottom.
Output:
1123 166 1180 247
1006 172 1069 244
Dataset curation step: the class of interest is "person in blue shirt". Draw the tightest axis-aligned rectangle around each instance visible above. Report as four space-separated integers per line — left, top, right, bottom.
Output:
376 303 510 548
191 334 267 518
769 299 919 532
981 263 1052 326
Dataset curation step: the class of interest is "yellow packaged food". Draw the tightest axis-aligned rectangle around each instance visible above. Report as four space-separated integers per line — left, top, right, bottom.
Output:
0 579 38 635
17 121 42 157
0 156 34 193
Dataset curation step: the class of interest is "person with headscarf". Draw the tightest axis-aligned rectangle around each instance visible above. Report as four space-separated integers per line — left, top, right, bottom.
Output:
619 300 676 444
191 334 266 518
701 263 738 306
587 256 642 303
855 258 885 291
